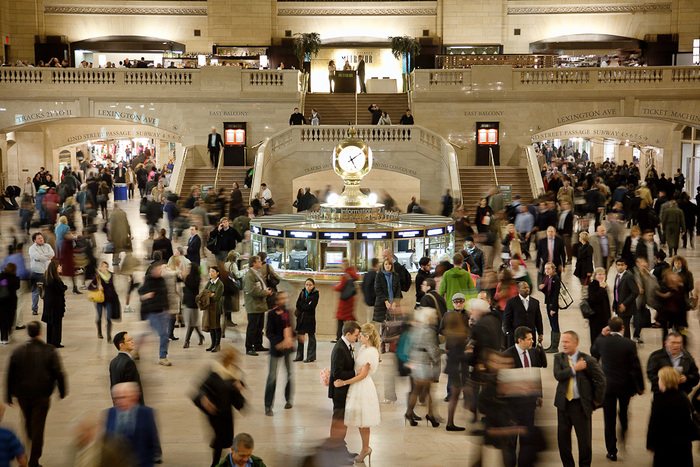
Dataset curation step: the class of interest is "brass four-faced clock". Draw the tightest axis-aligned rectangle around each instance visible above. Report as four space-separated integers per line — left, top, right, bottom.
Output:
332 128 372 180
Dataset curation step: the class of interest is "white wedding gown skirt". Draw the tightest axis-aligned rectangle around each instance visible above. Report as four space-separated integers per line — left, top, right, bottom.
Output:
344 345 381 428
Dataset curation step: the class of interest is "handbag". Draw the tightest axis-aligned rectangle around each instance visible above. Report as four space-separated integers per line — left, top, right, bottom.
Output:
339 275 356 300
558 281 573 309
380 312 403 353
265 267 280 288
88 288 105 304
580 299 595 319
111 296 122 323
533 343 548 368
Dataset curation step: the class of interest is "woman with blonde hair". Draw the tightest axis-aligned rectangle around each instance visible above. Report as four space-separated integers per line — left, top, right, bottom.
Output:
333 323 381 464
573 230 594 287
647 366 695 466
193 345 245 467
405 307 441 428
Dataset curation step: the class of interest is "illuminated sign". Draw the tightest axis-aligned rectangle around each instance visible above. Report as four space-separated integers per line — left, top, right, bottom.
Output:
478 128 498 145
285 230 317 239
225 128 245 146
394 230 424 238
262 228 283 237
426 228 445 236
251 225 260 234
358 231 391 240
447 224 454 233
320 232 355 240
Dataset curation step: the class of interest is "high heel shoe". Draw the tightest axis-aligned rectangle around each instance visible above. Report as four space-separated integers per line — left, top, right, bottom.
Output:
354 447 372 465
425 414 440 428
404 413 418 427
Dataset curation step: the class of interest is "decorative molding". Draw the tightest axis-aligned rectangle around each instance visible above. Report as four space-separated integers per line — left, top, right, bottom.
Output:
278 7 437 16
45 5 207 16
508 3 672 15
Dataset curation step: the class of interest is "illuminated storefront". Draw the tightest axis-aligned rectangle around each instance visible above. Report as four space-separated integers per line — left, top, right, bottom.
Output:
310 47 403 93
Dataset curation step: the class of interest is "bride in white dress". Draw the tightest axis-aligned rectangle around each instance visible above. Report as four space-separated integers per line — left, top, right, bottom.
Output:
333 323 380 465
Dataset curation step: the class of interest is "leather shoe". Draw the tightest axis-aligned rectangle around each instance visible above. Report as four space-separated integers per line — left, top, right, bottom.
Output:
15 325 26 330
293 357 303 362
246 350 259 356
265 407 273 416
606 453 617 461
304 359 315 363
255 346 269 352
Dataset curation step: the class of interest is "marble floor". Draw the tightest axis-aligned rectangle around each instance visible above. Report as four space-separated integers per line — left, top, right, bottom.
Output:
0 197 698 466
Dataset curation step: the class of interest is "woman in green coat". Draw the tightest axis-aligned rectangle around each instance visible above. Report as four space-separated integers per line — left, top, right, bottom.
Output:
205 266 225 352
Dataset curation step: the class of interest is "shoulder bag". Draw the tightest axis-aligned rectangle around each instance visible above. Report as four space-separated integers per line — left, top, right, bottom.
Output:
339 275 356 300
87 277 105 303
558 280 573 309
580 299 594 319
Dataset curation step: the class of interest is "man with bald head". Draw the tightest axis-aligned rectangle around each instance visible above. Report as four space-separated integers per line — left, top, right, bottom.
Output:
105 382 160 466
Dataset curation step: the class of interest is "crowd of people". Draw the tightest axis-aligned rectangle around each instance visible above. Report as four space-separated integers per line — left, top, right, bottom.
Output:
1 144 700 466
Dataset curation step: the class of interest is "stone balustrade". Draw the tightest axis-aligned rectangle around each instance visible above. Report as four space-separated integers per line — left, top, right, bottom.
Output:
0 66 302 98
411 65 700 94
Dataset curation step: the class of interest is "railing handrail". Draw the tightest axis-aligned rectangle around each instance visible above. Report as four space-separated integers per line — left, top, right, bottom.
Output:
171 145 192 196
489 148 499 188
213 147 223 189
299 72 309 115
523 145 545 199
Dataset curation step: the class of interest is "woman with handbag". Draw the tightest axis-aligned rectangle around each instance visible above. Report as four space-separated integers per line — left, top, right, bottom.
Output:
475 198 493 234
87 261 118 342
42 260 67 347
405 307 441 429
259 252 281 309
204 266 225 352
294 278 319 363
587 267 611 348
193 346 246 467
334 258 360 342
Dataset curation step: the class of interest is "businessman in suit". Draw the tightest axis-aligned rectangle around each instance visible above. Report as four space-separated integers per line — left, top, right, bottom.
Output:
503 326 544 467
503 281 544 348
105 382 160 467
647 331 700 394
185 225 202 268
557 201 575 264
591 317 644 461
612 258 639 338
553 330 606 467
328 321 360 457
536 226 566 284
6 321 67 467
207 127 224 168
110 332 143 402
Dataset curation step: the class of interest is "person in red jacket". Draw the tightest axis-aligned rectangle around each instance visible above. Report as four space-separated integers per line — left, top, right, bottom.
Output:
332 258 359 343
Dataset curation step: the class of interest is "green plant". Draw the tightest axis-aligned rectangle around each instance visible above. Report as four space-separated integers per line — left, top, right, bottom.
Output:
293 32 321 68
390 36 421 72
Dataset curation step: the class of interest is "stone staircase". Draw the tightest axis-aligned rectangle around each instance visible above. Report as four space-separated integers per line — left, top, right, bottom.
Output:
303 93 410 125
179 166 252 203
459 166 534 214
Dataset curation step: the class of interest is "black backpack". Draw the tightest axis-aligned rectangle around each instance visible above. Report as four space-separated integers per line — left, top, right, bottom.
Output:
394 262 411 292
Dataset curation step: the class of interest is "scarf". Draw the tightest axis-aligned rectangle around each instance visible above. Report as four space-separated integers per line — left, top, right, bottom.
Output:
466 245 476 255
98 270 111 282
673 266 682 274
383 270 394 302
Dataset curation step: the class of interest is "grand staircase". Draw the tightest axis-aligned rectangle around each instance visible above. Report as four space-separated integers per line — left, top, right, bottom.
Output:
459 166 534 213
179 166 252 202
303 93 410 125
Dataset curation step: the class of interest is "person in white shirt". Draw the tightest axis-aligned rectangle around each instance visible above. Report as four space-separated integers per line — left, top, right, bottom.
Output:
23 177 36 200
28 233 55 315
259 183 272 214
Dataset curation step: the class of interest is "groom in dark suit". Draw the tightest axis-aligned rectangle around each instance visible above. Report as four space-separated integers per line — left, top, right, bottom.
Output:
328 321 361 453
503 281 543 348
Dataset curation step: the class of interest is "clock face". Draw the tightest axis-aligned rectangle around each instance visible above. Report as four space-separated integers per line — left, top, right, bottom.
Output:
337 146 367 174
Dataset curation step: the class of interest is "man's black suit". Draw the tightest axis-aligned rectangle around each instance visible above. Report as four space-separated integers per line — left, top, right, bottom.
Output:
109 352 144 404
6 337 67 467
536 235 566 273
634 240 659 264
647 347 700 394
553 351 606 467
328 339 355 418
503 295 543 348
612 270 639 338
207 132 224 168
503 345 545 467
591 333 644 457
186 233 201 266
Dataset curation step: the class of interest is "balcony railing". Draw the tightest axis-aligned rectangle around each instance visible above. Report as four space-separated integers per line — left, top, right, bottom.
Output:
0 67 303 96
436 54 556 69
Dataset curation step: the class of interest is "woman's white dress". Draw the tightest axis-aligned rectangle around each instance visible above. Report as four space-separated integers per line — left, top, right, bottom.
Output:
344 345 381 428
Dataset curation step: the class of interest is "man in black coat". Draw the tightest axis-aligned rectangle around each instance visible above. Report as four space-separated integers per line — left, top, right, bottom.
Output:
553 330 606 467
419 278 447 319
356 57 366 93
634 229 658 266
414 256 433 305
328 321 361 457
368 104 382 125
503 326 545 467
209 217 242 263
185 224 202 268
536 226 566 281
611 258 639 338
207 127 224 168
647 331 700 394
6 321 67 467
361 258 379 323
590 317 644 461
557 201 575 264
503 281 543 348
463 236 486 276
110 331 143 403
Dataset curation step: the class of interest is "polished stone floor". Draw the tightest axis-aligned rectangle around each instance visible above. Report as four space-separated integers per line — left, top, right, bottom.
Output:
0 197 698 466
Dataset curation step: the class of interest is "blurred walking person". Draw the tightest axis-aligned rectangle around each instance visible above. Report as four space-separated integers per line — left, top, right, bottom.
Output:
41 260 67 347
294 278 319 363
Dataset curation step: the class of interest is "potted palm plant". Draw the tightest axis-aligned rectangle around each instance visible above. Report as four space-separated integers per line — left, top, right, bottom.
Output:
293 32 321 73
390 36 421 91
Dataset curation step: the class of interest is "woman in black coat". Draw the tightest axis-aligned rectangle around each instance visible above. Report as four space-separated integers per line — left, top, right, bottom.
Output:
0 263 21 344
373 258 402 323
586 267 611 349
41 260 67 348
183 264 204 348
620 226 642 270
647 366 696 467
193 347 245 467
475 198 493 234
573 231 594 286
294 278 319 363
